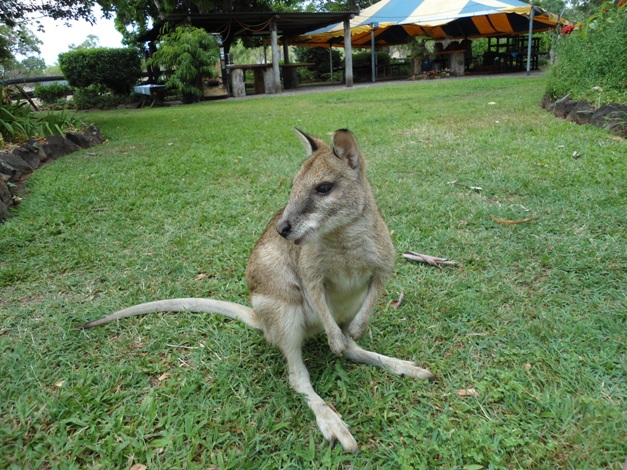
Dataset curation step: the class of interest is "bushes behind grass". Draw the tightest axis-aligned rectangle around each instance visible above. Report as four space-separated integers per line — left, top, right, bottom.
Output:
33 83 73 106
59 48 142 109
545 2 627 105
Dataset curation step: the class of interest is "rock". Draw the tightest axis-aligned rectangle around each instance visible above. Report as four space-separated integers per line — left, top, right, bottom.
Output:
0 177 12 206
566 101 595 125
65 131 102 148
11 143 41 169
86 125 104 143
0 151 37 171
554 96 577 119
0 199 9 222
0 158 22 181
591 103 627 137
541 95 556 113
38 135 82 162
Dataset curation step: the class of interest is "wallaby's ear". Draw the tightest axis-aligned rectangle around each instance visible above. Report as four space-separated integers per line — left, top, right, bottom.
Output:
294 128 323 156
332 129 361 170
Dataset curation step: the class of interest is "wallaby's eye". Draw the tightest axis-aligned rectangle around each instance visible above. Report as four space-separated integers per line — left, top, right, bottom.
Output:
315 182 334 194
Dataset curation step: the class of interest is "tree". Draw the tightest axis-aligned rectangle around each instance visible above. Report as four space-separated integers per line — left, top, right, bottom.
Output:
147 25 219 103
0 24 42 78
305 0 376 11
0 1 95 69
0 0 96 29
18 56 46 76
69 34 100 50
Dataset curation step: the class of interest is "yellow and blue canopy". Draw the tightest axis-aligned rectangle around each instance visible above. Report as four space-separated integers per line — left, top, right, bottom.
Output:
291 0 567 47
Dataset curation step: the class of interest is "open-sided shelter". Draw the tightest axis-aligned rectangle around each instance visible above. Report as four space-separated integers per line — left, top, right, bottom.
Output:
139 11 357 94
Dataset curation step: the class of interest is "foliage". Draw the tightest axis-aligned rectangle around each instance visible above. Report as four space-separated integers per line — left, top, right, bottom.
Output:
545 1 627 105
0 24 42 78
68 34 100 51
293 46 342 80
147 26 219 103
351 51 392 81
352 51 391 68
72 84 137 110
0 0 95 28
0 88 84 144
0 0 94 62
59 47 142 96
0 77 624 468
33 83 73 105
305 0 376 11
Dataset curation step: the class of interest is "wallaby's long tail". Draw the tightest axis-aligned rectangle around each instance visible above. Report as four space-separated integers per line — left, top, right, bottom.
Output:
77 298 261 330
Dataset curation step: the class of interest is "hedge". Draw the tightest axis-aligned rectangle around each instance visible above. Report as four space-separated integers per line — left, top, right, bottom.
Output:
59 48 142 95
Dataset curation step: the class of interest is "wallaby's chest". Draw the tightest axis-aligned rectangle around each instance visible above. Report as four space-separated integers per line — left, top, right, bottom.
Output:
324 269 372 325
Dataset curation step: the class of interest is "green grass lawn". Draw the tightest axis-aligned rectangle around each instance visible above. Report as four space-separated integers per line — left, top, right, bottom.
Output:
1 76 625 469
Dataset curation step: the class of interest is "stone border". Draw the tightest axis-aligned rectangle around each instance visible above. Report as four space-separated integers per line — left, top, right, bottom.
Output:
0 126 104 223
541 96 627 138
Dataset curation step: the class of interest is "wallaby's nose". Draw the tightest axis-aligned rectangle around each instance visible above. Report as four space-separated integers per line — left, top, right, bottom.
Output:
277 220 292 238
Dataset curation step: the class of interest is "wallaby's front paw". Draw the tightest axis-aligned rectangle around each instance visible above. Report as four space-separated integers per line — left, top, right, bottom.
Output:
328 334 348 357
347 322 367 341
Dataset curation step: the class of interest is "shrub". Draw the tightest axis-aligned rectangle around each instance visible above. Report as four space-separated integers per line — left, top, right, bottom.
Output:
147 26 219 103
352 51 391 69
33 82 73 105
351 51 392 82
59 48 142 95
0 87 85 144
294 47 343 81
72 84 136 110
545 2 627 105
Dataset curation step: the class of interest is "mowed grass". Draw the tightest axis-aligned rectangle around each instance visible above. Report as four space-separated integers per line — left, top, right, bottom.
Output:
1 76 625 469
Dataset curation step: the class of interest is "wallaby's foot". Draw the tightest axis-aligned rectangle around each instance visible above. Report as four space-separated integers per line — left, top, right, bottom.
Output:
312 401 358 453
344 338 435 380
386 358 434 380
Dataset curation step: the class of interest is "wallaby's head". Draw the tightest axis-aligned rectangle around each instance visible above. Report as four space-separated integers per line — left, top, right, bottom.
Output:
276 129 371 245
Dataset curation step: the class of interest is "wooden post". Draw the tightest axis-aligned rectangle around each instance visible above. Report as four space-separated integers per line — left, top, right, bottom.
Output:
344 18 353 88
283 37 290 63
230 68 246 97
270 18 281 94
449 51 465 76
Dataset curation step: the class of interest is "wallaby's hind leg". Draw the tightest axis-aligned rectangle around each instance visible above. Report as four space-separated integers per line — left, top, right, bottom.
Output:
345 337 435 380
281 343 358 453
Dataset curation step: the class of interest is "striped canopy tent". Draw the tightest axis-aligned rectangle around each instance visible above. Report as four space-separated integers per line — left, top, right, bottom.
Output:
291 0 567 47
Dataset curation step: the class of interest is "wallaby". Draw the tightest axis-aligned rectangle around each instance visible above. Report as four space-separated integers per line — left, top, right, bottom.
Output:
78 129 434 453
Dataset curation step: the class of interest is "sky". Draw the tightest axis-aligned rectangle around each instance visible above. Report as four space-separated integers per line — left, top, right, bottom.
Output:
30 7 124 66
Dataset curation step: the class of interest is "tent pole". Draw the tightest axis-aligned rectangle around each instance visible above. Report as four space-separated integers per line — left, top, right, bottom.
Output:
344 18 354 87
371 25 376 82
526 4 535 76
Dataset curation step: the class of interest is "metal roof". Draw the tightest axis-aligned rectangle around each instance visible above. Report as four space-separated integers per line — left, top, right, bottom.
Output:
138 11 356 42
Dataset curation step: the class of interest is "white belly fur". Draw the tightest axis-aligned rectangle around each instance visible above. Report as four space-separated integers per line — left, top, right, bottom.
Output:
325 270 371 326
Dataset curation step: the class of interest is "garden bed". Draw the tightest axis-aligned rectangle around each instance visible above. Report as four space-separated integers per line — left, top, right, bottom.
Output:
0 126 104 222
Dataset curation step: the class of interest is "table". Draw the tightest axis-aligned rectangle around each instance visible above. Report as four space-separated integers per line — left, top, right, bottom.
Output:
133 84 165 107
227 64 275 97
